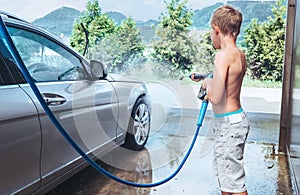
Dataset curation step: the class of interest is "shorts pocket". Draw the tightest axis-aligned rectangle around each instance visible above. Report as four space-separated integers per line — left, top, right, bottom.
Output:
229 123 248 160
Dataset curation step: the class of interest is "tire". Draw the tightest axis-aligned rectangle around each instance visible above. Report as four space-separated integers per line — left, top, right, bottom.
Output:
124 98 150 151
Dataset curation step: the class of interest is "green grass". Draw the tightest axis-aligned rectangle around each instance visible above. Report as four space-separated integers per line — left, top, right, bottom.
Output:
242 75 282 88
177 75 283 88
119 62 283 88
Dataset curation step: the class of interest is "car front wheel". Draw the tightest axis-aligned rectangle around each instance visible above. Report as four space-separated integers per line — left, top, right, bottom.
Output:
124 98 150 151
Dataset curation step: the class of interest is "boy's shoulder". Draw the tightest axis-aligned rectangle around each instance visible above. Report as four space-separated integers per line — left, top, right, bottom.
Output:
219 46 243 60
215 46 245 71
215 47 236 64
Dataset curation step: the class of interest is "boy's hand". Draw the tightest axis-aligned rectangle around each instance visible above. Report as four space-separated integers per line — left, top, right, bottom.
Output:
190 72 205 82
201 79 207 89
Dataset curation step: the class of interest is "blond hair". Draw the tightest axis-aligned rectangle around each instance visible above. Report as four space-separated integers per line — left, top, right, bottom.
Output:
210 5 243 40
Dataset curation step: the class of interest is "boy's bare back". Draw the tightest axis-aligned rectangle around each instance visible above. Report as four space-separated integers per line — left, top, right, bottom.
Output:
211 45 247 114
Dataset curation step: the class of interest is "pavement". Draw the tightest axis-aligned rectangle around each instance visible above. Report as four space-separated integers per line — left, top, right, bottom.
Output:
240 87 282 114
49 83 295 195
146 82 296 194
146 82 282 115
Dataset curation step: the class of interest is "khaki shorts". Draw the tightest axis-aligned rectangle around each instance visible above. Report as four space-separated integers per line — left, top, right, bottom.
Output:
212 111 250 193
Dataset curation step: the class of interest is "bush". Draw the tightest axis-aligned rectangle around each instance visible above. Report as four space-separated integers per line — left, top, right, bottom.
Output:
90 18 146 73
243 0 286 81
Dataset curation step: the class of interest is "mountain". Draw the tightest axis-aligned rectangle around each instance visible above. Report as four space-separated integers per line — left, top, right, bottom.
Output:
105 11 127 26
192 2 223 29
32 6 80 37
230 0 275 24
136 19 159 27
192 1 275 30
31 1 276 40
31 7 158 38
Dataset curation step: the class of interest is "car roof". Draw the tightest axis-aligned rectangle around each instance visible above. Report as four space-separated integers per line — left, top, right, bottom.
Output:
0 10 43 35
0 10 30 24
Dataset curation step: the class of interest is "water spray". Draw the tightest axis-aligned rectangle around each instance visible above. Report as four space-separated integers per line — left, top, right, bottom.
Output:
0 17 212 188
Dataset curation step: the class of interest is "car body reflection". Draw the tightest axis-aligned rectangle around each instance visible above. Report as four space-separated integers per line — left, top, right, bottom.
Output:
47 148 152 195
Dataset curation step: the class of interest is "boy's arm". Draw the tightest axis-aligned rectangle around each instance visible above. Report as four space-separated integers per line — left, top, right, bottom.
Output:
202 52 229 104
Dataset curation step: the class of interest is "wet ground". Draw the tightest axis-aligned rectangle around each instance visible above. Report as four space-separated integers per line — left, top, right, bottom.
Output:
48 112 295 195
48 83 296 194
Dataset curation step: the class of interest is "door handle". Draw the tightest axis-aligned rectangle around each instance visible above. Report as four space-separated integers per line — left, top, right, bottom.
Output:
42 93 66 106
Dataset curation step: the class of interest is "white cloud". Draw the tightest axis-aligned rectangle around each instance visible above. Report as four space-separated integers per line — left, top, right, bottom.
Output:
144 0 161 5
1 0 221 22
99 0 165 21
1 0 87 21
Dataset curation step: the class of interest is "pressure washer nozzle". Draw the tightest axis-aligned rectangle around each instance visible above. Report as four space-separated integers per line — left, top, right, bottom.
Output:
179 74 206 80
192 74 206 80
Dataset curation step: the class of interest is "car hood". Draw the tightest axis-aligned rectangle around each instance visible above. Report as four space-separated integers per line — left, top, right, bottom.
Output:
108 73 143 83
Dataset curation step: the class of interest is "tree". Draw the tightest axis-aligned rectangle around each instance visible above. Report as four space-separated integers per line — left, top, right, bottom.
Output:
70 0 115 56
151 0 195 78
191 31 216 74
90 18 146 73
243 0 286 81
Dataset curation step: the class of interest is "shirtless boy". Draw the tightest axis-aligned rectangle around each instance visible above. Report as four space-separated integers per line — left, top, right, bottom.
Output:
191 5 250 195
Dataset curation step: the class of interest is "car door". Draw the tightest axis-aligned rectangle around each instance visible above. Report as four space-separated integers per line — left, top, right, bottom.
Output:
5 24 119 186
0 27 41 194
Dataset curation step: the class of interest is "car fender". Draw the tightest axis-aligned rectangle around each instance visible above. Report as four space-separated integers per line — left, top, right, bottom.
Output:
110 80 151 139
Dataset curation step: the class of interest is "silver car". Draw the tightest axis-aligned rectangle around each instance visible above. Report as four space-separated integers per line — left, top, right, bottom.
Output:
0 11 151 194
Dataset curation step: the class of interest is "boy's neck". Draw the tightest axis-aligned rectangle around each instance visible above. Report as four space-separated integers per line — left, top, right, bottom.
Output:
220 34 237 49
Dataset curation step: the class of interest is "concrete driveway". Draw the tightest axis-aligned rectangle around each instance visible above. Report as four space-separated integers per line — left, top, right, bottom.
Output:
48 82 295 195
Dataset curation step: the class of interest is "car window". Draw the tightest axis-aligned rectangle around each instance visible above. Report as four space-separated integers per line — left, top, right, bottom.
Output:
0 26 25 85
7 26 89 82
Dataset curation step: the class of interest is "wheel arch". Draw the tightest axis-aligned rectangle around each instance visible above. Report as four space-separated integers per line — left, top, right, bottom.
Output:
127 84 151 116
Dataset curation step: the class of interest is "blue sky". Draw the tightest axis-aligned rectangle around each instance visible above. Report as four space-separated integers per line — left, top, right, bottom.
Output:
1 0 223 22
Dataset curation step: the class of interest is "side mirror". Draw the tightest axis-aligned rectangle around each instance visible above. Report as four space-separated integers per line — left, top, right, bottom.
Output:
90 60 108 80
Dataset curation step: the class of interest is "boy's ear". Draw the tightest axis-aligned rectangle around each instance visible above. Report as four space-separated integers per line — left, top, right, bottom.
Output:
212 24 220 35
